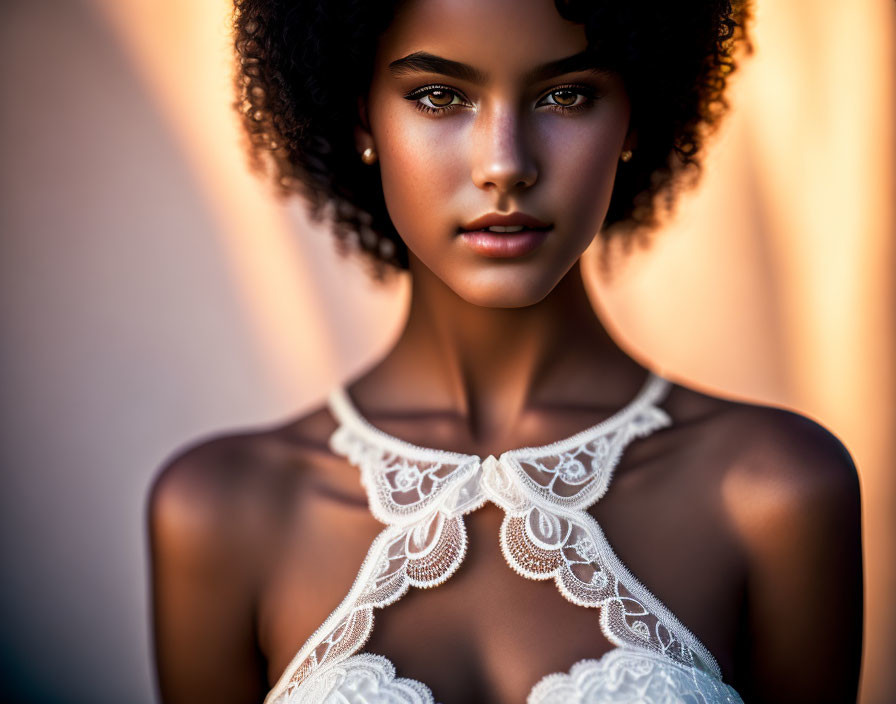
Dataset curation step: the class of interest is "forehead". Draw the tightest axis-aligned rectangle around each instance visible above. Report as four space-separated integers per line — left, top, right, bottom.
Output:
377 0 588 78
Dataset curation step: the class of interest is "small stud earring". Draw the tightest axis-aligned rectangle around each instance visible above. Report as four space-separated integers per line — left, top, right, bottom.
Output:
620 149 633 163
361 147 378 165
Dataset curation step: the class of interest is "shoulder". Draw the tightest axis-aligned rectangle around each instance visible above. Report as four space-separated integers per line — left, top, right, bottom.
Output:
660 379 861 562
711 400 860 538
664 380 860 521
147 402 338 564
665 381 863 698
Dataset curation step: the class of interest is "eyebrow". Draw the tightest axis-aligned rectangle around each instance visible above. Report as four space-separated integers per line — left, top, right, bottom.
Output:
387 50 610 85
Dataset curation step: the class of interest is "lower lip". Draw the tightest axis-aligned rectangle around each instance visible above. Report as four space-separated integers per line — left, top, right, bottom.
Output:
458 229 551 258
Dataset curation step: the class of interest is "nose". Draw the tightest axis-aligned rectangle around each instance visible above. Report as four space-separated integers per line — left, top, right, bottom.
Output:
470 105 538 193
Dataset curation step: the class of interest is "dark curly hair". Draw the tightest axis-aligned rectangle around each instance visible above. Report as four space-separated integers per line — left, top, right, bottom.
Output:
233 0 752 279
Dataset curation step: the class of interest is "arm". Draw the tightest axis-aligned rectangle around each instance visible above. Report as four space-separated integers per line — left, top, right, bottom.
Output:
726 409 863 703
147 437 270 704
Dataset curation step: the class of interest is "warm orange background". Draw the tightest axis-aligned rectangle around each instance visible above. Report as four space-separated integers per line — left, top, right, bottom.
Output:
1 0 892 702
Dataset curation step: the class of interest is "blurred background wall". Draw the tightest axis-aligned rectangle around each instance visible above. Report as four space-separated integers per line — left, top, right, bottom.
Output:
0 0 892 702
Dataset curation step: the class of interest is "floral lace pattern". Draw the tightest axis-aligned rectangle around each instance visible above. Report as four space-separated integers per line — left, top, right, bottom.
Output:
279 649 744 704
266 512 469 703
296 653 435 704
265 371 743 704
528 649 743 704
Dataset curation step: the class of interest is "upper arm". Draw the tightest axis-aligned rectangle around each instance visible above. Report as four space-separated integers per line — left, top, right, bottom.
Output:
147 437 270 704
724 409 863 703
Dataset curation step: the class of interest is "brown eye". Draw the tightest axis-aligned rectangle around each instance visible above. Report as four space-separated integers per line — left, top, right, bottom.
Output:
551 90 578 107
428 90 455 107
404 86 467 113
538 85 597 111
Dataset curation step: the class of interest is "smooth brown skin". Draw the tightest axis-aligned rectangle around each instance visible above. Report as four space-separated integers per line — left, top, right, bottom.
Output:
148 0 863 702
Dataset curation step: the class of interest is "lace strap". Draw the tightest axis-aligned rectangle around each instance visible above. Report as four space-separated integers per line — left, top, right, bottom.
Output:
327 386 479 465
504 371 672 460
494 374 673 513
263 511 469 703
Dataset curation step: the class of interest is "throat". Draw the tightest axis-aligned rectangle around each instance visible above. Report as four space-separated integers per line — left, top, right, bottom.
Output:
370 259 639 443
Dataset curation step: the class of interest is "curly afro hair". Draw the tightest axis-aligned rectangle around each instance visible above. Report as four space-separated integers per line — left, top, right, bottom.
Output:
233 0 752 279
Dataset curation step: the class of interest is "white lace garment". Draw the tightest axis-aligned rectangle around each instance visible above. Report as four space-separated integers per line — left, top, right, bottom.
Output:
264 371 745 704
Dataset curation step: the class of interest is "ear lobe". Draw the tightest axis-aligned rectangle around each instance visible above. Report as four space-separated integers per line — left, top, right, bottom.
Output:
623 126 638 153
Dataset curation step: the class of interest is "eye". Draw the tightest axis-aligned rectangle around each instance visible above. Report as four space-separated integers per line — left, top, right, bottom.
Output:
404 85 468 114
537 85 597 112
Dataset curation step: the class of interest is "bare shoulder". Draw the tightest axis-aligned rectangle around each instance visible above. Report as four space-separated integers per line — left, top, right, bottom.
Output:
147 401 340 563
708 396 860 535
665 380 862 699
664 379 860 516
146 402 348 702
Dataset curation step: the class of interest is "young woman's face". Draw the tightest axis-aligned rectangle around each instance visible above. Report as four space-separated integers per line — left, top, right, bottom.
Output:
361 0 631 307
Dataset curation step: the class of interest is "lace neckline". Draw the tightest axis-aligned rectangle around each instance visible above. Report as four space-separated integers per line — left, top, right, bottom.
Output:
328 368 670 465
263 368 740 704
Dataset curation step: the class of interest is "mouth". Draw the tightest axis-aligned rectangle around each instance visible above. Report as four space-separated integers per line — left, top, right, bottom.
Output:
457 212 552 258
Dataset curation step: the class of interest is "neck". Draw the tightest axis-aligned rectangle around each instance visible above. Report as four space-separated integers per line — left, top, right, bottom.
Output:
363 256 646 441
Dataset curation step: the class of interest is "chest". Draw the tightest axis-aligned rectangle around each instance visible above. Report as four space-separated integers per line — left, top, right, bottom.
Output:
256 447 745 702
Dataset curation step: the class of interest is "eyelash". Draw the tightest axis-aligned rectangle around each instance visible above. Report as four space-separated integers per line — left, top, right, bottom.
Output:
403 83 599 115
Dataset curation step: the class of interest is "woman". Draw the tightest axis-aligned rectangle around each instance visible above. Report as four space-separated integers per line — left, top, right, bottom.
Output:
148 1 863 702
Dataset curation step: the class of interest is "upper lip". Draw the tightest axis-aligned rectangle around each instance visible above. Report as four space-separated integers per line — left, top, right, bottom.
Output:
460 212 552 232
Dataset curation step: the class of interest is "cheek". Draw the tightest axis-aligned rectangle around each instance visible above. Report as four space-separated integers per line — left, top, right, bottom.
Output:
374 104 467 246
538 111 628 234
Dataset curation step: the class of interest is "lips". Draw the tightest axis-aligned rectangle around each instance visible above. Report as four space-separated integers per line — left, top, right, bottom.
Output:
456 212 553 258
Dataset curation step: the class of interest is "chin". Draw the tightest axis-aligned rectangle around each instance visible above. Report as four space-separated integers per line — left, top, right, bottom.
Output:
447 266 567 309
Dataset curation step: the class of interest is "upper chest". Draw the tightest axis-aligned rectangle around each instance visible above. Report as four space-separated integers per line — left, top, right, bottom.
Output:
256 421 746 701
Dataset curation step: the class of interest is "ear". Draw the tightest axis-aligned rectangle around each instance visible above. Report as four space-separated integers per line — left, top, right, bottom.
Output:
355 95 374 154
